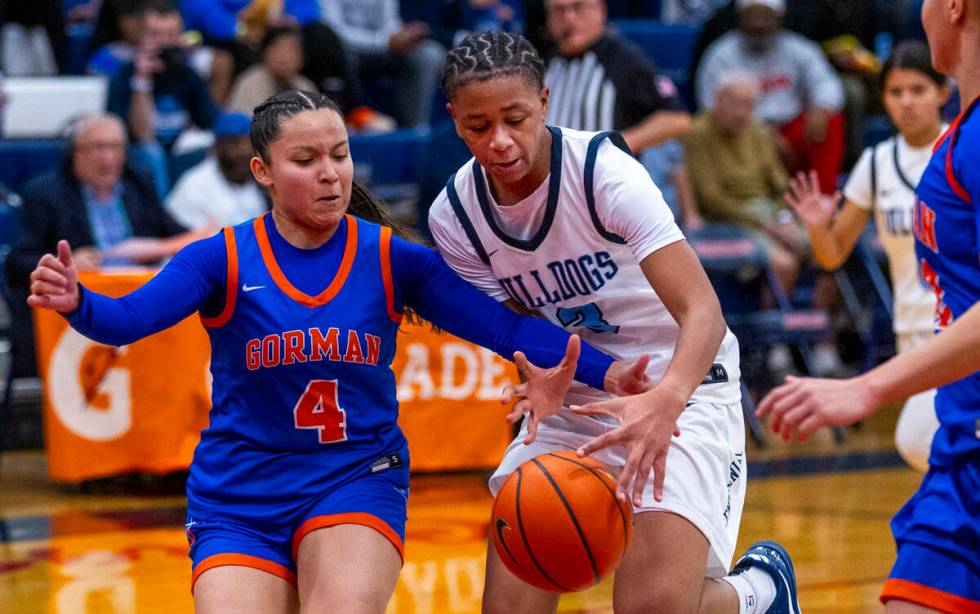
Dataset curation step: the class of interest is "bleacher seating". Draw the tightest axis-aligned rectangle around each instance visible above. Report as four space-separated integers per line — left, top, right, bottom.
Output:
612 19 700 108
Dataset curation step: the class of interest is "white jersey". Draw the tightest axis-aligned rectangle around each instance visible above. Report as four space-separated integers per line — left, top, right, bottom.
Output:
842 130 945 335
429 126 741 408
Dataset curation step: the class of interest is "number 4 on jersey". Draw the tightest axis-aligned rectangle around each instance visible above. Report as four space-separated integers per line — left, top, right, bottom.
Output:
293 380 348 444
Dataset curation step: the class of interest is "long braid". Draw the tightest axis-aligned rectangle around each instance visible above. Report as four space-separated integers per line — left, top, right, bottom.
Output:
440 31 545 101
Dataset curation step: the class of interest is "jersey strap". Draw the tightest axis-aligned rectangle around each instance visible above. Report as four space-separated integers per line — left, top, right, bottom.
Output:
200 226 238 328
444 171 492 266
584 131 630 244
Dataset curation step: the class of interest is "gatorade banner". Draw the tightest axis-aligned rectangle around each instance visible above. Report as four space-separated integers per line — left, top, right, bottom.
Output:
34 270 516 481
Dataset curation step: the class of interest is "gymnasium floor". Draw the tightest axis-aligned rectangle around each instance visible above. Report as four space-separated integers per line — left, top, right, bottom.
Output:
0 406 918 614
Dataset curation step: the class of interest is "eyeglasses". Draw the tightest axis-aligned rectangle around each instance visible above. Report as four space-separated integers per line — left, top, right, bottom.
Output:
548 0 601 18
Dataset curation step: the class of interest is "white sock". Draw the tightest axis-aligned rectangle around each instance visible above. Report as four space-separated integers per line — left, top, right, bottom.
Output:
721 567 777 614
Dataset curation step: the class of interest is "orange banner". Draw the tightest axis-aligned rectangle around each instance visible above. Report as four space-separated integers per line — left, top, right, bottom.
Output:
34 270 516 482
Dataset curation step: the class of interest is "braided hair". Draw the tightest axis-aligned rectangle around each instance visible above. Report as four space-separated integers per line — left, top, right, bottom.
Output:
440 31 545 102
250 90 414 240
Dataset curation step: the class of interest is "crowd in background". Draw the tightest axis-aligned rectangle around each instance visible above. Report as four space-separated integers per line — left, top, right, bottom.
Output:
0 0 941 380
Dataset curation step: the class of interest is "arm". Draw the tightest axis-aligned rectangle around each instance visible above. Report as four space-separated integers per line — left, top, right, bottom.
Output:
393 239 615 390
28 235 225 346
621 111 691 153
785 169 869 270
758 302 980 441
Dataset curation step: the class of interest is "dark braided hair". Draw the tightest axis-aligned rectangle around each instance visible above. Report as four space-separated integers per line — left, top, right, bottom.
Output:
440 31 545 101
251 90 417 242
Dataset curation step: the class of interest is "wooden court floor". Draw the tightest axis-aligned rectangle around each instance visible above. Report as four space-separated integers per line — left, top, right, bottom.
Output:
1 410 920 613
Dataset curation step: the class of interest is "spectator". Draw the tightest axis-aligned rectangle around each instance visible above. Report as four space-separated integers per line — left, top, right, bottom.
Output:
683 73 802 291
226 25 317 114
322 0 445 128
90 0 236 105
180 0 356 113
696 0 846 194
4 115 202 377
542 0 691 152
107 0 220 198
166 112 268 228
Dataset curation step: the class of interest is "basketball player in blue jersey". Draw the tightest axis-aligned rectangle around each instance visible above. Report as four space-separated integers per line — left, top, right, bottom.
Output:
428 31 802 614
25 90 653 614
760 0 980 611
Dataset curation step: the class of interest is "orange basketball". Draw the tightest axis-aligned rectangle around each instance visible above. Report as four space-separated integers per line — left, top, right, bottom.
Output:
490 451 634 592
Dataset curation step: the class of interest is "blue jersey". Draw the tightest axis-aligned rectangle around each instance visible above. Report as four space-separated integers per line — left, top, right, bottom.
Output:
187 214 405 520
913 95 980 466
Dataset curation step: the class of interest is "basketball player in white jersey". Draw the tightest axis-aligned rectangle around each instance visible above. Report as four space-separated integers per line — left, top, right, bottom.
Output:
428 31 801 614
785 40 950 472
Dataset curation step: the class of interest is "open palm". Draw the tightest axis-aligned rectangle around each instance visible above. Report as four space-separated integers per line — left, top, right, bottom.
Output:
501 335 581 445
785 170 838 227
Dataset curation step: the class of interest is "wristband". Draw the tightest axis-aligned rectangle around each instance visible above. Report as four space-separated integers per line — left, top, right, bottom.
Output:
130 75 153 93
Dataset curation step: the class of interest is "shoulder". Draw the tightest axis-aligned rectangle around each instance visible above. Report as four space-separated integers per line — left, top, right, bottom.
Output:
22 169 73 200
685 114 712 140
704 31 739 57
594 33 656 71
778 31 824 56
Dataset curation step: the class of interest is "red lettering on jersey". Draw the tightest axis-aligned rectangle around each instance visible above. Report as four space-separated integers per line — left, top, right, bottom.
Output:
344 330 364 363
920 259 953 328
913 199 939 253
365 334 381 366
282 330 307 365
759 74 791 94
310 327 341 362
246 338 261 371
261 334 280 368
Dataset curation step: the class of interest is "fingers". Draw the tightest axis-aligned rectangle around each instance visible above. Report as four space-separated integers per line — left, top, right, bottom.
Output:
57 240 73 268
617 452 639 503
523 413 539 445
794 414 823 442
632 452 653 506
500 382 527 405
569 400 616 419
513 350 530 378
561 334 581 368
651 452 667 503
576 427 623 458
628 354 650 381
507 399 531 424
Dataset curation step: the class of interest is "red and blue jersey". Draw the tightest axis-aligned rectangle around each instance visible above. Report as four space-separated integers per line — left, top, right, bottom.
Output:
913 95 980 466
66 212 615 523
188 213 406 520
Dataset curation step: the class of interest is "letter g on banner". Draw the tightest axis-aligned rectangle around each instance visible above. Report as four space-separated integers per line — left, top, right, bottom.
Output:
49 328 132 441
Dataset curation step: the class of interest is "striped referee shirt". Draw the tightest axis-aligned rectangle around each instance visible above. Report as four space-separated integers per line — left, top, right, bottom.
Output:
544 33 684 133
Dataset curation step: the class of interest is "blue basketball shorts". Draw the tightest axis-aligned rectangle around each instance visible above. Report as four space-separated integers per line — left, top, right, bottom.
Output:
881 457 980 612
185 466 409 592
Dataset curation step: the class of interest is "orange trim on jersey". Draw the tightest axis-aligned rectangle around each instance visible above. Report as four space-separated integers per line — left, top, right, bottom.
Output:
200 227 238 328
944 113 972 204
253 213 359 308
191 553 296 593
379 226 403 323
292 512 404 563
881 579 980 613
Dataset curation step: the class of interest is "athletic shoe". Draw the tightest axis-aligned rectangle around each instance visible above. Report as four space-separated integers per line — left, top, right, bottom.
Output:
732 541 802 614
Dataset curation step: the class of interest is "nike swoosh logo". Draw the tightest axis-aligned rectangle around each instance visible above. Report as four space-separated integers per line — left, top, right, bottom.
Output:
495 518 524 570
242 283 266 292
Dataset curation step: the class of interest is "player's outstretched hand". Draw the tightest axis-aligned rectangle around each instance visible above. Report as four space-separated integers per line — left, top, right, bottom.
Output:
785 169 838 228
757 374 877 442
501 335 581 446
27 240 81 314
569 386 684 506
603 354 653 396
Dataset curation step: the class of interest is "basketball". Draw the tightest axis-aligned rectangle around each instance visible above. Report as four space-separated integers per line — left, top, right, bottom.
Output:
490 451 634 592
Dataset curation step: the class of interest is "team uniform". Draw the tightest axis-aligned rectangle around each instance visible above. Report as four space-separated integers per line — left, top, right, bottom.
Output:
879 97 980 611
843 129 948 472
65 212 617 590
428 126 745 576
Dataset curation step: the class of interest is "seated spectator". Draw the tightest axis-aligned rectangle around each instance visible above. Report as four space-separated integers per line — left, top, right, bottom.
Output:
4 115 203 377
226 25 317 114
107 0 220 198
543 0 691 152
180 0 356 113
696 0 845 194
322 0 445 128
90 0 236 105
166 113 268 228
683 73 803 292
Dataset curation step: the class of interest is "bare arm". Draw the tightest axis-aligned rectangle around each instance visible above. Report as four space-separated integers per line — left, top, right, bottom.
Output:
128 47 160 142
785 170 869 270
758 302 980 441
621 111 691 152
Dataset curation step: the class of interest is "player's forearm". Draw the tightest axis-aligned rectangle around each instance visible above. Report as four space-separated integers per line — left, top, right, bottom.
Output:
656 299 727 410
128 91 157 142
805 218 848 270
861 303 980 406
